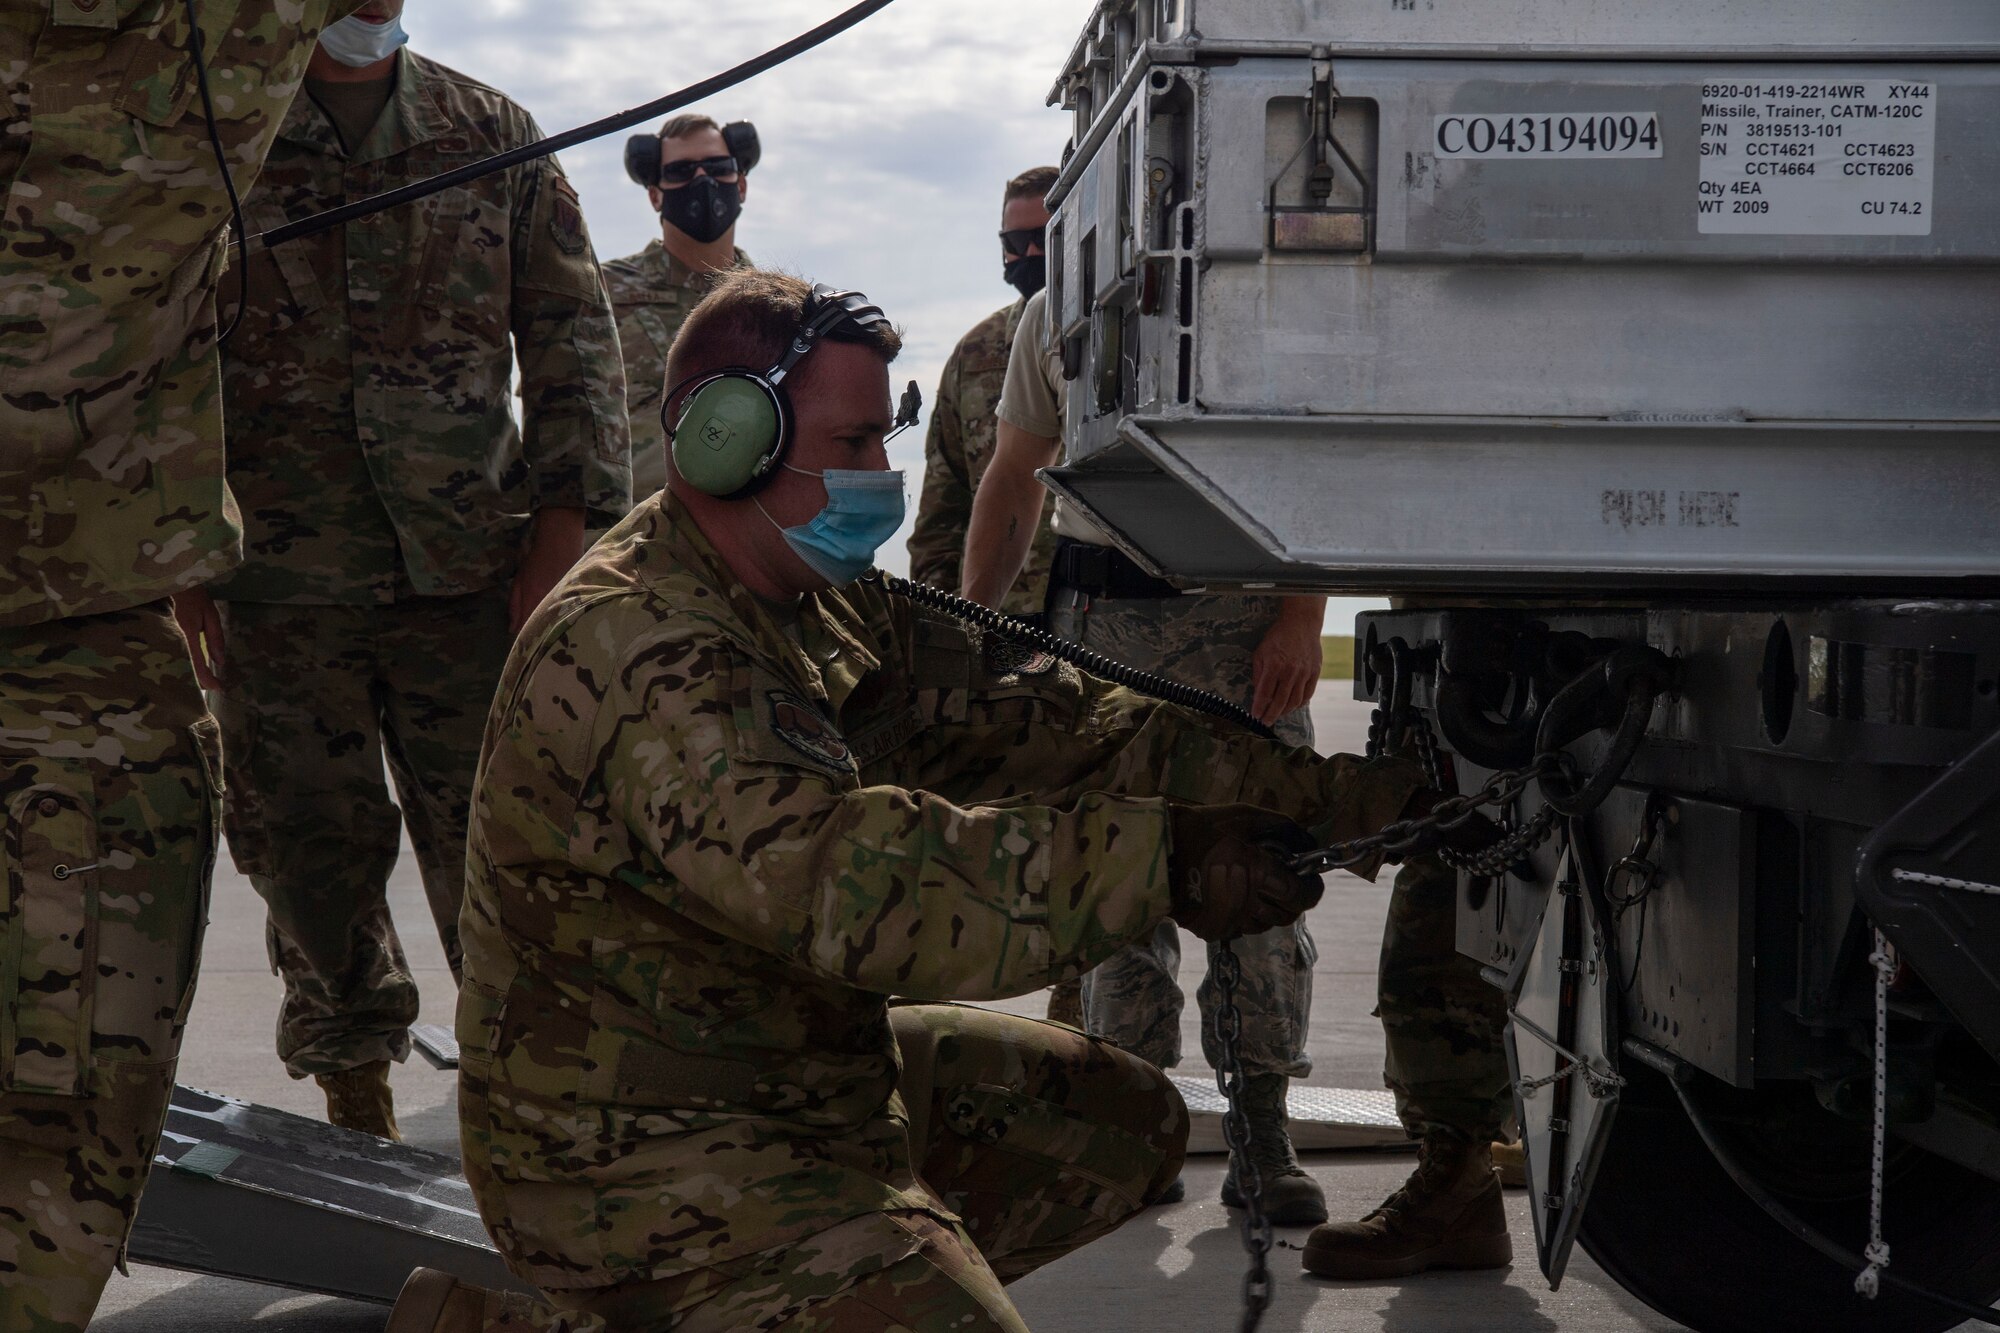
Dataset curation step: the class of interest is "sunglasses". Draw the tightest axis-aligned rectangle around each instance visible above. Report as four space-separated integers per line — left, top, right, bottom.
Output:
660 155 741 186
998 227 1045 257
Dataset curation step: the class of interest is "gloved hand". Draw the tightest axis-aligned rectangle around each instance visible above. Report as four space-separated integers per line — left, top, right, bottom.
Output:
1168 805 1323 942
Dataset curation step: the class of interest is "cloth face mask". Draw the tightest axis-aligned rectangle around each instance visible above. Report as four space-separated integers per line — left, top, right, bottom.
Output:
659 175 743 244
318 15 410 67
758 468 907 586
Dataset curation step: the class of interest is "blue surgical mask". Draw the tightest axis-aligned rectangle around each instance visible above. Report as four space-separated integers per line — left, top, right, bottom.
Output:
318 15 409 67
757 468 906 586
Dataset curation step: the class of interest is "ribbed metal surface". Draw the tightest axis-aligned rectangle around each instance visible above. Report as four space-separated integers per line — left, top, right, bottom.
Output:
1173 1076 1409 1155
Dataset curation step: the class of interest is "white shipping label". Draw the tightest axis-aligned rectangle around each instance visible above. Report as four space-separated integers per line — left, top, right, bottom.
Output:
1697 81 1935 235
1433 112 1662 159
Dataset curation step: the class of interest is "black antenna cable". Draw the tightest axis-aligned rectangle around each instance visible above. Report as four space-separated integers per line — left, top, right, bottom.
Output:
183 0 252 343
250 0 899 255
870 572 1279 740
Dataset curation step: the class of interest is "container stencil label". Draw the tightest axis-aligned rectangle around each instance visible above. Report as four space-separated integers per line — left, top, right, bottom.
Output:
1697 81 1935 235
1433 112 1662 159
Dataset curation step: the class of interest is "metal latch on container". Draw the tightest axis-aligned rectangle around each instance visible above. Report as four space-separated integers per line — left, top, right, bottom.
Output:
1269 50 1374 254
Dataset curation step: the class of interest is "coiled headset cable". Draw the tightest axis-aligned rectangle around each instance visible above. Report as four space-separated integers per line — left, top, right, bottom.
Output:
868 572 1278 741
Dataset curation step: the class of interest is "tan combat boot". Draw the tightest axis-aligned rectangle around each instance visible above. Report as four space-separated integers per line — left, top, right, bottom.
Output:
1301 1135 1512 1279
1218 1074 1328 1226
385 1268 535 1332
315 1059 402 1141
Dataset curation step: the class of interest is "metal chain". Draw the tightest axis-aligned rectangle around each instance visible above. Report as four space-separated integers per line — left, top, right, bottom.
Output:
1410 707 1448 791
1364 705 1392 763
1210 944 1273 1332
1856 930 1897 1299
1286 750 1571 878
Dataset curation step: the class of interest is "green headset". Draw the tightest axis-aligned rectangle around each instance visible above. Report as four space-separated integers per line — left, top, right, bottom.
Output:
665 284 912 500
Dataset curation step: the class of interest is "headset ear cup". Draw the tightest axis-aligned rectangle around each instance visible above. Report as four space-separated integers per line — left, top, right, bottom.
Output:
723 121 761 174
669 373 789 498
624 135 660 188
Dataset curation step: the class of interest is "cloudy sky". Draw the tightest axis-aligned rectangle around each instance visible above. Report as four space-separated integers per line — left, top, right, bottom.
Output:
406 0 1379 631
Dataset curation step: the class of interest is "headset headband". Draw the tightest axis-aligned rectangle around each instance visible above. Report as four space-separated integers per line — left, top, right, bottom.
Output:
662 283 891 415
767 285 890 386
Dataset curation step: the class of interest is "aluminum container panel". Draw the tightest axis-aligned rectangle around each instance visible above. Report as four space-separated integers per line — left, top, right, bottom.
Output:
1044 41 2000 589
1047 417 2000 592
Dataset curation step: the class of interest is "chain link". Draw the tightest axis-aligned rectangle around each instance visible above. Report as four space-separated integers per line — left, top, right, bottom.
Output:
1210 945 1273 1332
1410 711 1449 791
1287 750 1571 878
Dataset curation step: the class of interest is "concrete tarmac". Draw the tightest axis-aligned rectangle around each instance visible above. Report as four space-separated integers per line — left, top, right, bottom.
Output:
92 695 1692 1331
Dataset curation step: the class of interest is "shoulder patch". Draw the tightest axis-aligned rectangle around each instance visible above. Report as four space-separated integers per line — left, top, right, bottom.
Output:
767 690 856 776
983 637 1058 678
549 176 587 256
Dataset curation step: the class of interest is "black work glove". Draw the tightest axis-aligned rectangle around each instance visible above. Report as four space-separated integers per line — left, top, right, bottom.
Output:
1167 805 1323 942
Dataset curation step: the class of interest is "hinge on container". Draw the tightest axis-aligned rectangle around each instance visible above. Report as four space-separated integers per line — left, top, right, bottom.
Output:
1307 55 1340 206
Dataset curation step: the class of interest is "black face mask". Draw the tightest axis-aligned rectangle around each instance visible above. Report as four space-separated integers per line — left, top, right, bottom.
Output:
1003 253 1046 301
659 175 742 244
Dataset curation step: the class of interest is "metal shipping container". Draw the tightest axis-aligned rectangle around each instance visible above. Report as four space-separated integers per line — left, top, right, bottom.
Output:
1041 0 2000 593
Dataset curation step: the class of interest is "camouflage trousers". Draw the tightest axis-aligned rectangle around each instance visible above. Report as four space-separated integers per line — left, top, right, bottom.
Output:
0 601 221 1332
1048 588 1317 1079
1378 855 1512 1143
461 1004 1188 1332
211 592 511 1078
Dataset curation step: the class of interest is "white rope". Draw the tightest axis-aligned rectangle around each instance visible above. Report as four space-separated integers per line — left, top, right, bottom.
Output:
1892 867 2000 896
1854 868 1998 1299
1856 930 1897 1300
1510 1010 1627 1099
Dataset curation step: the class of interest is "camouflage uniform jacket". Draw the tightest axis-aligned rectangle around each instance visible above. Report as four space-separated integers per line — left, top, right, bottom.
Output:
457 493 1424 1289
0 0 361 628
212 50 630 605
907 299 1059 615
602 240 749 498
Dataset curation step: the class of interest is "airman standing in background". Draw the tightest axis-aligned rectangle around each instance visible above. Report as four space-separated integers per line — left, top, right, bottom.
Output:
168 1 631 1140
907 166 1061 618
1298 851 1516 1279
963 284 1334 1223
605 113 758 498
